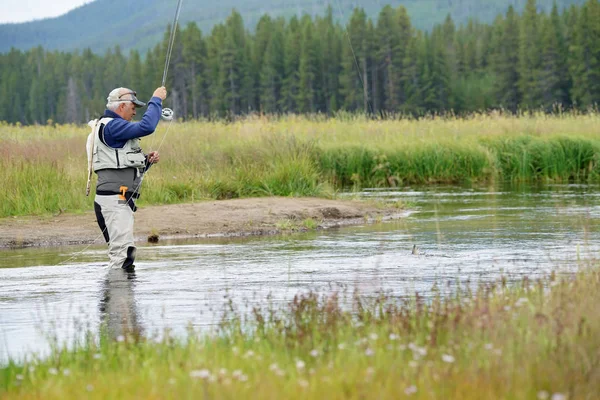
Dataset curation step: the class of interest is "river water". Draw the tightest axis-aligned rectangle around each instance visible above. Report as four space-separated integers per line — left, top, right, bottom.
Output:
1 184 599 363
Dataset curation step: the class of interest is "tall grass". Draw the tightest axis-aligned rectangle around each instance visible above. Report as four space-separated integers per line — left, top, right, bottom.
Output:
3 113 600 217
1 266 598 399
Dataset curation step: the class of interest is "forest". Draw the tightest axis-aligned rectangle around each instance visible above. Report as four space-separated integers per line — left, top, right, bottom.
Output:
1 0 599 124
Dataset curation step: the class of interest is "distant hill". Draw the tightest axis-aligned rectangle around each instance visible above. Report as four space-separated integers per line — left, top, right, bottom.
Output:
0 0 585 53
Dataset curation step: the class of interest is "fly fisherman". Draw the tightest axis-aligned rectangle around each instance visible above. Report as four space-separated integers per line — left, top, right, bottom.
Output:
86 86 168 272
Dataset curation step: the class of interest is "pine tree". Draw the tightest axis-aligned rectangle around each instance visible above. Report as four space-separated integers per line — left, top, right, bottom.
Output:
519 0 543 109
494 6 521 112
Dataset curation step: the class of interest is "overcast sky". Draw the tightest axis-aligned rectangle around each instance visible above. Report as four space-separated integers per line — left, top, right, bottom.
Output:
0 0 91 23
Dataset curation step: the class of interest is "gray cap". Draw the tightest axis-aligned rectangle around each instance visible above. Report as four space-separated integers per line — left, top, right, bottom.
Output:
107 88 146 108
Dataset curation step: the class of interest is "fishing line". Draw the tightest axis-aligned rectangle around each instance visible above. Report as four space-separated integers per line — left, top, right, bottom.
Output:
162 0 184 87
59 0 183 267
332 0 374 115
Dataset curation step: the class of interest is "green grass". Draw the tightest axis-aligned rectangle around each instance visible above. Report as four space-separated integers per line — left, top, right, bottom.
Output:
1 266 598 399
3 112 600 217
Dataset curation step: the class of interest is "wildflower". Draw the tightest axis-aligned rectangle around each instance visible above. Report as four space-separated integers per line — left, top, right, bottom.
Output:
219 368 228 376
551 394 567 400
16 374 24 380
537 392 549 400
338 343 346 350
48 368 58 375
404 385 417 395
274 368 285 377
190 369 211 379
238 374 248 382
484 343 494 350
28 366 35 373
369 333 378 341
442 354 455 363
408 361 418 368
86 384 94 392
232 370 243 379
389 333 399 341
296 360 306 370
244 350 255 358
515 297 529 307
365 348 374 357
116 335 125 342
504 306 511 311
93 353 102 360
269 363 279 371
310 349 319 358
299 379 309 388
63 369 71 376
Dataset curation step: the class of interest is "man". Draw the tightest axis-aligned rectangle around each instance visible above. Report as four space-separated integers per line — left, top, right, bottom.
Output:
87 86 167 272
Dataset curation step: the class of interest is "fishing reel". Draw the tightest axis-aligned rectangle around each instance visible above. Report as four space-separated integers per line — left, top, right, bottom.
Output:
161 108 174 121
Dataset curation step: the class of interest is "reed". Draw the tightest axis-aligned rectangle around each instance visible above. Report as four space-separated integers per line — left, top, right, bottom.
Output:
1 266 598 399
2 113 600 217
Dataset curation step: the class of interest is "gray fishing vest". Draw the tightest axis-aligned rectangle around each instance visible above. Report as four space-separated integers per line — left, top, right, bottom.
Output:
91 117 147 172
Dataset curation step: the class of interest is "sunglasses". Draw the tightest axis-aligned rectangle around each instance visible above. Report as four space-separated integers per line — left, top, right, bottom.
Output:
117 91 138 101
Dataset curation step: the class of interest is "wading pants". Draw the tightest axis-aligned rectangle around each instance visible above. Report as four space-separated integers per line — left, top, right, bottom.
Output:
94 194 136 270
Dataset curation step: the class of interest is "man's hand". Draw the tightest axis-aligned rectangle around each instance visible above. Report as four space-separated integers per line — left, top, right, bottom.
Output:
153 86 167 100
148 151 160 164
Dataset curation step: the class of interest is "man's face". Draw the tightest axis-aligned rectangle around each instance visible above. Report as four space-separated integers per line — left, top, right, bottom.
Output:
118 100 137 121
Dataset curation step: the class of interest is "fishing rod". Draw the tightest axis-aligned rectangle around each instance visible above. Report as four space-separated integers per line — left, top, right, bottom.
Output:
159 0 183 122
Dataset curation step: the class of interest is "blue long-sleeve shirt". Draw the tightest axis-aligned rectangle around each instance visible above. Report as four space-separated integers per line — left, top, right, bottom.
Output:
102 96 163 148
95 96 162 203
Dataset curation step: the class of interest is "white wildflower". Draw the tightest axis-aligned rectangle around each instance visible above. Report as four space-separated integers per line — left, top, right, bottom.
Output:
389 333 399 341
537 391 549 400
408 361 418 368
310 349 319 358
93 353 102 360
484 343 494 350
404 385 417 395
219 368 228 376
442 354 455 363
244 350 255 358
190 369 211 379
48 368 58 375
86 384 94 392
298 379 309 388
365 348 374 357
269 363 279 371
369 333 378 341
15 374 24 380
551 393 567 400
116 335 125 342
338 343 346 350
296 360 306 370
63 369 71 376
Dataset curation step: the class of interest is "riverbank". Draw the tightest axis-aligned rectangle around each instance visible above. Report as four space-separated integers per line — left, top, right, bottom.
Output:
0 197 403 249
3 114 600 218
1 263 598 399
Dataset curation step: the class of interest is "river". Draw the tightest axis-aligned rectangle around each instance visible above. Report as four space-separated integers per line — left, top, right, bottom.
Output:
1 183 599 363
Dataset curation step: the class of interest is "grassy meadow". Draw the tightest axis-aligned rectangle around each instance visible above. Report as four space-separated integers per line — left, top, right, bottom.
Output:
1 265 598 399
3 112 600 217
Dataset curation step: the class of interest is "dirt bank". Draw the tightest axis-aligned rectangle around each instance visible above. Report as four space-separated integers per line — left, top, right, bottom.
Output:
0 197 404 249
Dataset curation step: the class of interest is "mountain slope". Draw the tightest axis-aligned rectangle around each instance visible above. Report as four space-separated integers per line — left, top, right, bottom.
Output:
0 0 584 53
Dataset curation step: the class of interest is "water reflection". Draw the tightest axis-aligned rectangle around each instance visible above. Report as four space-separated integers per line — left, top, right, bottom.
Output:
99 269 142 341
